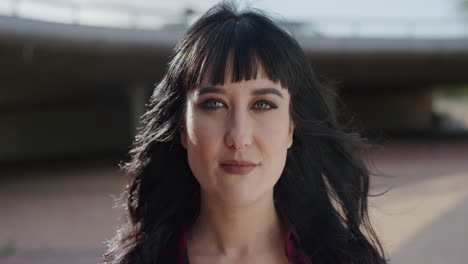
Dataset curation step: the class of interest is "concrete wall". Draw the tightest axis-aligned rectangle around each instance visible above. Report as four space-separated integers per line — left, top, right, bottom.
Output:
341 89 434 133
0 90 133 160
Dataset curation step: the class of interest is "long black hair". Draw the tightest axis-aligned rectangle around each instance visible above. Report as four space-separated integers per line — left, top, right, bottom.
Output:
104 2 387 264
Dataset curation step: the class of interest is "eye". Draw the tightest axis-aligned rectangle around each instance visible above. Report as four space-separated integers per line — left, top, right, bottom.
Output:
201 99 226 110
253 100 277 111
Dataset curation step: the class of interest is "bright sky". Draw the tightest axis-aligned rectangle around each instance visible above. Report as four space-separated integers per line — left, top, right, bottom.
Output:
0 0 466 37
188 0 461 19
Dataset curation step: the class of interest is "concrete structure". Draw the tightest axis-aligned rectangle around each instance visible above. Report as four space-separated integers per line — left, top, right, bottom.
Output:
1 15 468 160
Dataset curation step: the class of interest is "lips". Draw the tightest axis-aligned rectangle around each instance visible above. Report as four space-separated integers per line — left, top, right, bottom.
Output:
220 160 258 175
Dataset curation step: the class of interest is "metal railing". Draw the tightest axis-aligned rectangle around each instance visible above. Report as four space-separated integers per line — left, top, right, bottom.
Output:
1 0 467 38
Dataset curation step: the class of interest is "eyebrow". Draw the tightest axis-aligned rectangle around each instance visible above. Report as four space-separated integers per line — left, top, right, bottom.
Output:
196 86 284 98
196 86 225 96
252 88 284 98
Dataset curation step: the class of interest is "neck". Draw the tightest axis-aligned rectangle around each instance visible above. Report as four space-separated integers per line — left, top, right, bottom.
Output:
188 191 285 257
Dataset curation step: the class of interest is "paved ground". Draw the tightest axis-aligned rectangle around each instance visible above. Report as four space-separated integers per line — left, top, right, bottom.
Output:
1 157 123 264
1 140 468 264
368 140 468 263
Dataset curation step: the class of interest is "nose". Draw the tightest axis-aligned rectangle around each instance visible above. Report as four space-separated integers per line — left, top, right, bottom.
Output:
224 107 252 150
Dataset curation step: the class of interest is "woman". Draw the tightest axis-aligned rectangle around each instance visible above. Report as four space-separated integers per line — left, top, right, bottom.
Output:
104 2 387 264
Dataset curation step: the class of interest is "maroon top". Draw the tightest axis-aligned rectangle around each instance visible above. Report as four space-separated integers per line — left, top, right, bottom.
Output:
160 211 312 264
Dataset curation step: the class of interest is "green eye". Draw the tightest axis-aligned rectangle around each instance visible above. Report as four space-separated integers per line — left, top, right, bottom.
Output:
202 99 225 110
254 100 277 110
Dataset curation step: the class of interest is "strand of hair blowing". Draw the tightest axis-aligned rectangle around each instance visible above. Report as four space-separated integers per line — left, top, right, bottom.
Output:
103 76 200 264
275 67 387 264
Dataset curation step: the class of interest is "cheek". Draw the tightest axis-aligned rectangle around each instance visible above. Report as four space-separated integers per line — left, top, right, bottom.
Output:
184 110 224 184
255 112 292 181
186 112 224 149
257 112 292 150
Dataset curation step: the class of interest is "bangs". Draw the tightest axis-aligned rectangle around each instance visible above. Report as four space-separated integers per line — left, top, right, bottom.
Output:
174 6 304 95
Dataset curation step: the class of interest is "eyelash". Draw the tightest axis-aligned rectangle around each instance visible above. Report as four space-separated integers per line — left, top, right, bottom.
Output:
200 99 278 111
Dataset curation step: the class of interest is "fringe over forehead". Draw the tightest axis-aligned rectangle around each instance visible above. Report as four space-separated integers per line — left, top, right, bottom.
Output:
167 2 308 96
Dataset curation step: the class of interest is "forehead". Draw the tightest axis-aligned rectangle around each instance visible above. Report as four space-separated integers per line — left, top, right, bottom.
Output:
191 51 286 87
190 78 290 102
208 75 281 88
195 59 287 91
194 75 285 92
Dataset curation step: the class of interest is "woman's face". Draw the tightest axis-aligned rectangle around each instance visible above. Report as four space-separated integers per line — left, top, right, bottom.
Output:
180 73 294 207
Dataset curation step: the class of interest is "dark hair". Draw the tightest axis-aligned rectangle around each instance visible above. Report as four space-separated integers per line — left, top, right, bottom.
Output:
104 2 387 264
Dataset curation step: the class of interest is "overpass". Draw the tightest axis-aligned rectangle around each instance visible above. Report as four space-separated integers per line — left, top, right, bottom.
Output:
1 13 468 160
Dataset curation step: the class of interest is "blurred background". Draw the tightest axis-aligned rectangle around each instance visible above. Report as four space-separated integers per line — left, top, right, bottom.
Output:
1 0 468 263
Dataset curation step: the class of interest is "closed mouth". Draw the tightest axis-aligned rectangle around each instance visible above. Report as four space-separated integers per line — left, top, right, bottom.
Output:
219 162 258 175
220 160 258 166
